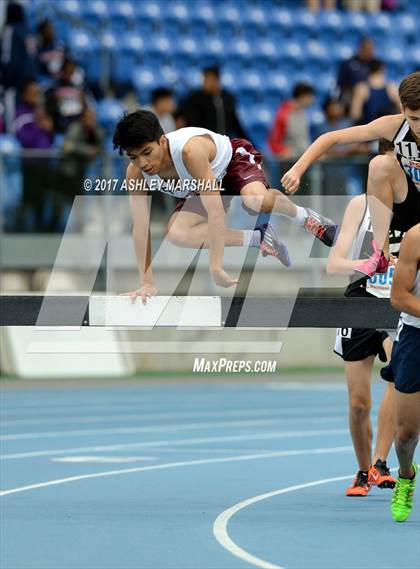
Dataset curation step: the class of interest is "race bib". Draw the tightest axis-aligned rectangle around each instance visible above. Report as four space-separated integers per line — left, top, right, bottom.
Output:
366 257 397 298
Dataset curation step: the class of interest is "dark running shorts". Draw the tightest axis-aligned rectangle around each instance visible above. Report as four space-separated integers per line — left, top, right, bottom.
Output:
172 138 269 218
391 175 420 233
335 286 389 362
380 323 420 394
334 327 389 362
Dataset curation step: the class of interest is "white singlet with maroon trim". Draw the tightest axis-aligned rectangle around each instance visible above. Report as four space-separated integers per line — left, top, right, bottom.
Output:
142 127 233 198
401 269 420 329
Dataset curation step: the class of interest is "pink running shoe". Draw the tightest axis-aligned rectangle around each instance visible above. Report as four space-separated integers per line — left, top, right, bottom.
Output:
354 240 389 278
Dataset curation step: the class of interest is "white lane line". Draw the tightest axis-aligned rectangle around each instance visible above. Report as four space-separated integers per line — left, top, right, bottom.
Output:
212 467 400 569
1 427 349 460
1 418 347 442
0 446 352 497
0 406 344 427
52 456 157 464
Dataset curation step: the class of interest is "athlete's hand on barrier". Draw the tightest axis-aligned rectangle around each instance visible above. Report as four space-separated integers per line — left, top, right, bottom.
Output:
122 283 158 305
210 268 239 288
281 167 301 195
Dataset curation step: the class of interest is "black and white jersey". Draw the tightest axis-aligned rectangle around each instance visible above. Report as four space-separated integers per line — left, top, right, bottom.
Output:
346 196 404 298
393 119 420 192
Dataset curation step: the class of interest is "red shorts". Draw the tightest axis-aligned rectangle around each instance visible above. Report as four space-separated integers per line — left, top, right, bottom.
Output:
173 138 269 218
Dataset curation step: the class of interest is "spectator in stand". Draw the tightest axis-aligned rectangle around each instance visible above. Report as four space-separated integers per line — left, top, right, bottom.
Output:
306 0 336 10
59 105 104 202
268 83 315 159
147 87 176 133
36 19 66 83
337 37 375 112
350 59 400 124
0 2 35 132
314 97 369 194
14 79 55 231
342 0 381 11
180 66 248 139
45 57 90 133
173 108 187 130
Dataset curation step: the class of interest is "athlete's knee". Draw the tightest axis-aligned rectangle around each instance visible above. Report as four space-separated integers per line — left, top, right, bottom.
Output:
396 422 419 445
166 225 190 246
349 395 371 418
241 194 265 213
368 154 399 181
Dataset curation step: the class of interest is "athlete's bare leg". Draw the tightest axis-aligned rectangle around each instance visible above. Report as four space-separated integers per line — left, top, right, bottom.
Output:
373 382 396 463
240 181 299 218
394 390 420 478
373 336 396 463
345 357 375 471
167 210 244 248
367 154 409 250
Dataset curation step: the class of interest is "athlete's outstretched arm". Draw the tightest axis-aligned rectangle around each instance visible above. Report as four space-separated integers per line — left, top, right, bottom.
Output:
326 196 366 275
126 165 156 303
182 139 238 288
391 225 420 317
281 114 403 195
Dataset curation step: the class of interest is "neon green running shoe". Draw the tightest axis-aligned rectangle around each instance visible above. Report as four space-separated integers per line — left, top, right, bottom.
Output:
391 463 418 522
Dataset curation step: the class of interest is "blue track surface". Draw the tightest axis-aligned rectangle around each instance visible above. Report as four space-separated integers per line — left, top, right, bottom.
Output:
1 381 419 569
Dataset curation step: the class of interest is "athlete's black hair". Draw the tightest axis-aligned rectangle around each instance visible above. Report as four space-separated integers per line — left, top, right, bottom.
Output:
368 59 385 75
113 110 164 155
292 83 315 99
151 87 173 105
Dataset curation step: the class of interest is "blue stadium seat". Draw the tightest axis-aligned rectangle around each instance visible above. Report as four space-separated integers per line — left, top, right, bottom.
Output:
141 1 163 25
111 33 145 86
109 1 136 33
81 0 109 27
294 9 318 39
254 39 278 69
57 0 83 20
216 4 243 36
68 30 100 84
304 40 330 72
276 42 304 73
144 35 172 66
172 37 202 66
396 13 416 43
0 135 22 230
240 105 273 152
132 66 165 103
228 38 253 66
189 3 217 35
242 6 268 35
316 11 343 38
96 99 125 135
270 7 295 36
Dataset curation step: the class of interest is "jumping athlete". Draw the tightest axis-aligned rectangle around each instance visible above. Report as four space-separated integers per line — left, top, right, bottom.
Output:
382 224 420 522
282 71 420 278
327 142 400 496
113 110 338 301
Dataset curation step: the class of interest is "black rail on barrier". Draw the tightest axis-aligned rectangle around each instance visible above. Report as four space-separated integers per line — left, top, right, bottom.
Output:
0 290 399 328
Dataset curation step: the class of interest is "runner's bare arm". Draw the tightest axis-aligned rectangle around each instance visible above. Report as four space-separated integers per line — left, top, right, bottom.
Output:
282 114 404 194
126 164 157 302
182 139 238 288
391 226 420 317
326 196 367 275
